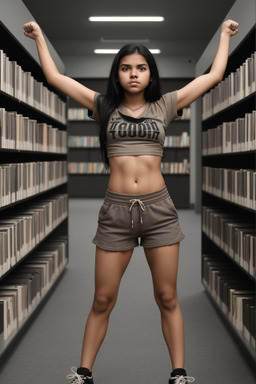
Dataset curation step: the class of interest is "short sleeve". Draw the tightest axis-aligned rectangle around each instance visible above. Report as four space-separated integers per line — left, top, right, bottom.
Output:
88 92 101 121
160 91 182 125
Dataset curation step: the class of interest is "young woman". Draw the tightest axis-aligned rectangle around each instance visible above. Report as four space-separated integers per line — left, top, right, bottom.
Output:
24 19 238 384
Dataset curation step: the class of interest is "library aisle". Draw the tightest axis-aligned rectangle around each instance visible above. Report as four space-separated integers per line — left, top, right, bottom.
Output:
0 200 255 384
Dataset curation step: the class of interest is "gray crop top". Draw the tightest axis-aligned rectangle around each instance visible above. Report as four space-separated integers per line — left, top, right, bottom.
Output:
90 91 180 158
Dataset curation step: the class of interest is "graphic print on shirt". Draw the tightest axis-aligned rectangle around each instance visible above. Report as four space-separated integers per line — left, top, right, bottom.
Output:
108 117 160 142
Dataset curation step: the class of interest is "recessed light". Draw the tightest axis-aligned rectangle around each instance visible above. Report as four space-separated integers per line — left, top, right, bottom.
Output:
94 49 161 54
89 16 164 22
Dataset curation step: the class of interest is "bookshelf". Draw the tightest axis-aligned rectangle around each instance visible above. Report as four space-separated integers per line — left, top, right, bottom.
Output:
0 22 68 359
201 26 256 363
68 78 191 208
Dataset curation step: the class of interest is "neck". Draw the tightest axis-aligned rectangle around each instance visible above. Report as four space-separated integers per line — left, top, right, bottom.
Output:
122 93 146 108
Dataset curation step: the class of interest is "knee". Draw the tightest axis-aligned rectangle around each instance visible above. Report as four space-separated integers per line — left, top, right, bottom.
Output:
92 293 116 315
155 291 178 312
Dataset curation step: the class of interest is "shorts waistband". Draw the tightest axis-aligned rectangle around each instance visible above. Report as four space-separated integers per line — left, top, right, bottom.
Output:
105 186 169 206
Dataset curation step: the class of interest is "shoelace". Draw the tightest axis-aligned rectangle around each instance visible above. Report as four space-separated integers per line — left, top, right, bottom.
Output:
66 367 92 384
129 198 145 228
172 376 195 384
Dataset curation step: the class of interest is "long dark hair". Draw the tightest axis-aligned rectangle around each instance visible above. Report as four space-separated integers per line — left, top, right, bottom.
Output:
97 44 162 167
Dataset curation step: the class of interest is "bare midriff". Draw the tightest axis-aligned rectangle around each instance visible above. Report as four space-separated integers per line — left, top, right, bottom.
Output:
108 155 165 195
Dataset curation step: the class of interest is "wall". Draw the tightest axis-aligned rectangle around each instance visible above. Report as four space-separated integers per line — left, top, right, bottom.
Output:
196 0 255 76
0 0 65 74
63 55 196 79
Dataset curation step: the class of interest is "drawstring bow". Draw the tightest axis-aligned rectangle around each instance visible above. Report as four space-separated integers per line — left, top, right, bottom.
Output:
129 199 145 228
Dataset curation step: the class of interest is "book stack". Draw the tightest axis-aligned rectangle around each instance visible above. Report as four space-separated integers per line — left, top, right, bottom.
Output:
0 161 67 208
164 132 190 147
202 110 256 155
161 160 190 174
0 194 68 279
68 108 92 121
202 167 256 210
68 135 100 148
202 52 256 120
0 108 67 153
202 206 256 278
180 107 191 120
0 236 68 345
68 162 109 174
202 254 255 351
0 50 66 124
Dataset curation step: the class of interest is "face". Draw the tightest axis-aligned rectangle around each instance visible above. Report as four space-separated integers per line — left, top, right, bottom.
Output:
117 53 151 95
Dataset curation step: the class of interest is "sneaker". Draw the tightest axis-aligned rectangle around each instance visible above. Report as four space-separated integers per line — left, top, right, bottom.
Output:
67 366 94 384
169 375 195 384
169 369 195 384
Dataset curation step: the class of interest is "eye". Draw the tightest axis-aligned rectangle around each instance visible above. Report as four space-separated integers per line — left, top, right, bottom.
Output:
139 66 147 71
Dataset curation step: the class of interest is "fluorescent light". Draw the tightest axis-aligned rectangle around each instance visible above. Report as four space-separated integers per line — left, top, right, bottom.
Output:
94 49 161 54
94 49 120 54
148 49 161 54
89 16 164 22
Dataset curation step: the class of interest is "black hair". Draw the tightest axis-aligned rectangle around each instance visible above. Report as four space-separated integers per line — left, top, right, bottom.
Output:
97 44 162 167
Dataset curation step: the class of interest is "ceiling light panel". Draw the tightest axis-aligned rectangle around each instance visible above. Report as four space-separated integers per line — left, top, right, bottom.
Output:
89 16 164 22
94 49 161 54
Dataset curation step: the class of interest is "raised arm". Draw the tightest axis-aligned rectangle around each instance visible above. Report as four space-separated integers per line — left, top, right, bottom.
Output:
23 21 95 110
177 19 239 110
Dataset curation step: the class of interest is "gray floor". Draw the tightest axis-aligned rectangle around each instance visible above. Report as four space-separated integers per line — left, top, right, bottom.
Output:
0 199 255 384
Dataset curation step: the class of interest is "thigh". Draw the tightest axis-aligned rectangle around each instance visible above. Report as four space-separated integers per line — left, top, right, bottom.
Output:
144 243 180 293
94 246 133 297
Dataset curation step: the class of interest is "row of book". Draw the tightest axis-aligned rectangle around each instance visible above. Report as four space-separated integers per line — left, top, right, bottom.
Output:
202 206 256 278
0 108 67 153
0 50 66 124
202 110 256 155
202 167 256 211
68 108 92 121
68 135 100 148
180 107 191 120
161 160 190 175
68 160 190 175
69 162 109 174
0 161 68 208
68 133 190 149
0 236 68 343
202 51 256 120
202 254 255 351
68 106 191 121
0 194 68 279
164 131 189 147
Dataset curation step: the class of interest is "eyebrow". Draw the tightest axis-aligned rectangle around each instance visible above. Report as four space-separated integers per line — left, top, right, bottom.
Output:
120 63 149 67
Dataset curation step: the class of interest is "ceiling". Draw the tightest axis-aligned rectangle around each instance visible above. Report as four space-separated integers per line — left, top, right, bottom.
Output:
22 0 236 64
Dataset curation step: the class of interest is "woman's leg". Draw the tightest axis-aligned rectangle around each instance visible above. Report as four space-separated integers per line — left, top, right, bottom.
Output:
80 246 133 371
144 243 185 369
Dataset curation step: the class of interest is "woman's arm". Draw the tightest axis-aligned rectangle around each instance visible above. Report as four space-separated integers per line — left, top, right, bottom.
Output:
23 21 95 110
177 19 239 110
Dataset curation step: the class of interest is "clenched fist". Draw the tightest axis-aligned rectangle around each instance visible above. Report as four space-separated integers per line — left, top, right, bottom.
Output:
222 19 239 37
23 21 43 40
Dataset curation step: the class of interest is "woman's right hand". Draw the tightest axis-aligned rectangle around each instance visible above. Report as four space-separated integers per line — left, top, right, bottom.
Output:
23 21 43 40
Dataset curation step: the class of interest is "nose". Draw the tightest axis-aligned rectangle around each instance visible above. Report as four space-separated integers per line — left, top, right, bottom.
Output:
130 69 138 78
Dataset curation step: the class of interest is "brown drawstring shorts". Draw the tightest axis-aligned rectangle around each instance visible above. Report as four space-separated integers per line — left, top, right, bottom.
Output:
92 186 185 252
